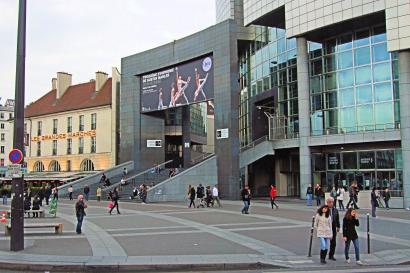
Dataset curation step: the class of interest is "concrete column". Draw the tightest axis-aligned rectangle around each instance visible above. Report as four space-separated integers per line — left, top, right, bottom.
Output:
182 106 191 168
296 37 312 199
399 51 410 208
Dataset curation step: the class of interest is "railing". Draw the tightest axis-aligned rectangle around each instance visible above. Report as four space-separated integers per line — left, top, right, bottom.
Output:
240 135 268 152
311 123 400 136
102 160 173 193
190 152 215 165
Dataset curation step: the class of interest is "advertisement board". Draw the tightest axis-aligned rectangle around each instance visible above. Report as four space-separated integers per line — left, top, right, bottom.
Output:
140 55 214 112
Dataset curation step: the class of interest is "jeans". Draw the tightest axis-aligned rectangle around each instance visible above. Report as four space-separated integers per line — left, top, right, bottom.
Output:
189 199 196 208
2 195 7 205
319 237 330 250
241 201 249 213
338 200 345 210
371 202 377 217
384 199 390 209
316 196 321 206
270 198 278 208
85 193 89 201
69 192 73 200
306 194 312 206
345 238 360 261
76 214 84 234
347 196 358 209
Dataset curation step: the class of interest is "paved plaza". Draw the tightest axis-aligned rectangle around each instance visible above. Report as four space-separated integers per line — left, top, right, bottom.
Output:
0 198 409 272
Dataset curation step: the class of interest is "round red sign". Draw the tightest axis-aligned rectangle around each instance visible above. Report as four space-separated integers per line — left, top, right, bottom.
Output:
9 149 23 164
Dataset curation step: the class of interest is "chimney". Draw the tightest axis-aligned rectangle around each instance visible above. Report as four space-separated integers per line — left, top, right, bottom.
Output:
95 71 108 92
56 72 72 99
51 78 57 90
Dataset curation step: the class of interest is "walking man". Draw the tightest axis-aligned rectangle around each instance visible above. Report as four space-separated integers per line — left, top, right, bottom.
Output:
84 185 90 201
212 184 221 207
68 185 74 200
45 185 52 205
75 194 87 234
383 188 391 209
269 184 279 209
326 198 340 261
109 187 120 214
346 182 359 209
314 184 323 206
306 184 313 206
241 186 251 214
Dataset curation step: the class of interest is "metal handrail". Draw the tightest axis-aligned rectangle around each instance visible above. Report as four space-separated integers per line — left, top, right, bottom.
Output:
191 152 215 165
311 122 400 136
101 160 172 192
240 135 268 152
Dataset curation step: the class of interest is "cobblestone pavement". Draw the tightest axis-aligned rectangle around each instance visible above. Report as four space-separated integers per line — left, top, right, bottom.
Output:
0 197 409 271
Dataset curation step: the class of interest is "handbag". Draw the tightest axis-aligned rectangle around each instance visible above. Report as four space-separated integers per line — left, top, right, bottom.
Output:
108 202 114 209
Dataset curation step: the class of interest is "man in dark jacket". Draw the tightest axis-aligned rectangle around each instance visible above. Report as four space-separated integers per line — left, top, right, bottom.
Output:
84 185 90 201
326 197 340 261
346 182 359 209
241 186 251 214
75 194 87 234
45 186 52 205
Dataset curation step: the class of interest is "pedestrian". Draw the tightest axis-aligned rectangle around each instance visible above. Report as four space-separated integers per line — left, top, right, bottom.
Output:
109 187 120 214
370 187 378 218
38 185 45 206
123 167 128 178
383 188 391 209
96 186 101 202
306 184 313 206
269 184 279 209
140 184 147 204
326 198 340 261
342 208 363 265
314 184 322 206
100 173 106 184
205 185 213 207
330 186 337 200
75 194 87 234
49 188 58 217
32 195 41 218
196 184 205 207
346 182 359 209
212 184 221 207
1 184 8 205
84 185 90 201
68 185 74 200
314 205 332 264
45 185 52 205
241 186 251 214
52 186 59 200
188 185 196 208
336 185 345 211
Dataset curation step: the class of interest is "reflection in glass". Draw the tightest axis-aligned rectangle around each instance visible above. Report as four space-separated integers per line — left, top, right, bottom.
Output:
338 69 354 88
354 29 370 47
340 107 356 132
354 47 370 65
339 88 355 107
376 150 395 169
355 66 372 85
356 85 373 104
375 102 394 126
372 43 389 62
374 82 392 102
357 105 373 127
338 51 353 69
343 152 357 169
373 62 391 82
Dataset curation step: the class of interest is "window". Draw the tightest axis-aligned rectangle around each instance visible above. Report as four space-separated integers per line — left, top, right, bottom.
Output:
0 123 4 129
0 146 4 154
52 140 57 156
67 117 72 133
0 134 4 141
79 137 84 154
342 152 357 169
79 115 84 131
33 161 45 172
376 150 395 169
67 139 72 155
0 113 4 119
37 142 41 156
91 136 96 153
53 119 58 134
67 160 71 172
91 113 97 130
9 113 12 119
0 159 4 167
80 159 94 171
48 160 61 172
37 121 42 136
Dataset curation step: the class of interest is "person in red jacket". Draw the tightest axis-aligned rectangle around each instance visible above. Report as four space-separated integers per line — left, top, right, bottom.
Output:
269 184 279 209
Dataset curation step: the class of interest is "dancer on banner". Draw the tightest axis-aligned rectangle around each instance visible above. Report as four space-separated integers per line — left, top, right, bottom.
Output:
193 68 209 101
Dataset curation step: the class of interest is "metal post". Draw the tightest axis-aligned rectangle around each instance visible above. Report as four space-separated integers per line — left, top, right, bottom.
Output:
367 213 370 254
307 216 315 257
10 0 27 251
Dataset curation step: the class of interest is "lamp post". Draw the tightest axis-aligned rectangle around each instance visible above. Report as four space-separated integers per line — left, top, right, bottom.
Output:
11 0 27 251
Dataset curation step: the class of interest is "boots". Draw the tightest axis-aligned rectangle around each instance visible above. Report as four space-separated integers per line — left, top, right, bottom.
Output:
320 249 327 264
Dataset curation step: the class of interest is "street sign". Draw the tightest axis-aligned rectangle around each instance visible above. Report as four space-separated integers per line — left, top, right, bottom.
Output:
7 164 22 178
9 149 23 164
216 128 229 139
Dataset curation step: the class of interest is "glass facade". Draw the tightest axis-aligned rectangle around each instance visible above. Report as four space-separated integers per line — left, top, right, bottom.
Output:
190 102 207 137
239 26 297 146
309 25 400 135
312 149 403 197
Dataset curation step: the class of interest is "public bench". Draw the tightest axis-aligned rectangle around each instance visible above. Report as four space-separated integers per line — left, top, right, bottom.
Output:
5 222 63 236
6 209 45 218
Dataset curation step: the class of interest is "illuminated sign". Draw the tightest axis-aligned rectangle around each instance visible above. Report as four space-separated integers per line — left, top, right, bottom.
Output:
31 130 96 142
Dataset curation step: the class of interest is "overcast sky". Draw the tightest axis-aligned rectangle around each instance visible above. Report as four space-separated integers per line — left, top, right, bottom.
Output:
0 0 216 105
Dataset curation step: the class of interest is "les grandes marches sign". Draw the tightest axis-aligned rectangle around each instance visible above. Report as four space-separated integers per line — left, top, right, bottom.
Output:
31 130 96 142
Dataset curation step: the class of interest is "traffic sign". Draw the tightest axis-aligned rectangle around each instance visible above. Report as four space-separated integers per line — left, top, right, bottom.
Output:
9 149 23 164
7 164 22 178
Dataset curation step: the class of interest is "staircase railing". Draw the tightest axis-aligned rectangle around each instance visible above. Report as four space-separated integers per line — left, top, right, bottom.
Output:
240 135 268 153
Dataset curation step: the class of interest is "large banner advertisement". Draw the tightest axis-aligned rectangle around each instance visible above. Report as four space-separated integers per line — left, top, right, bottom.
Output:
140 55 214 112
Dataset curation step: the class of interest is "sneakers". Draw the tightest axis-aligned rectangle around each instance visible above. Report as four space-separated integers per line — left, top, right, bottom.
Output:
356 260 364 266
329 257 336 261
346 258 351 264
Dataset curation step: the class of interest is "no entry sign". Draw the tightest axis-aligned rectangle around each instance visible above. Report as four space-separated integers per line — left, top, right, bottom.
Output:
9 149 23 164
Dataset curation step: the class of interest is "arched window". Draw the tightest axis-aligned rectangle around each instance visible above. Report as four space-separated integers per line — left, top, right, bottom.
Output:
48 160 61 172
80 159 94 171
33 161 45 172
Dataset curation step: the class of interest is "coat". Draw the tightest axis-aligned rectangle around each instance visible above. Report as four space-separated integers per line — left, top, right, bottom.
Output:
314 213 333 238
343 218 359 240
269 187 277 199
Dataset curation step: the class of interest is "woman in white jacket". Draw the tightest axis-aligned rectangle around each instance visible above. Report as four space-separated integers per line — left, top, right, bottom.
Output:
315 205 333 264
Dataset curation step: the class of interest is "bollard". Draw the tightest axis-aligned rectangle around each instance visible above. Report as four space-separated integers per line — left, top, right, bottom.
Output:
367 213 370 254
308 215 315 257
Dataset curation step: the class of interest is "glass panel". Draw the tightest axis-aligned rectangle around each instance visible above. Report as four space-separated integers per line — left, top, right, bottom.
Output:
325 55 337 72
357 105 374 127
327 153 341 170
338 69 354 88
354 29 370 47
373 62 391 82
372 26 387 43
376 150 395 169
325 73 337 90
343 152 357 169
310 59 323 76
374 82 392 102
313 153 325 171
325 38 337 54
395 149 403 169
338 33 353 51
372 43 389 62
310 76 322 93
356 85 373 104
355 66 372 85
340 107 356 132
339 88 355 107
311 94 322 111
338 51 353 69
375 102 394 125
359 151 375 169
278 38 286 53
287 38 296 49
325 109 338 131
354 47 370 65
311 111 324 135
325 91 338 108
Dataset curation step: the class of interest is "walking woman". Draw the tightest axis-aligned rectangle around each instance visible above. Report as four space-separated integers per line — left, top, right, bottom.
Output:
314 205 332 264
370 187 378 218
343 208 363 265
109 187 120 215
337 185 345 211
188 185 196 208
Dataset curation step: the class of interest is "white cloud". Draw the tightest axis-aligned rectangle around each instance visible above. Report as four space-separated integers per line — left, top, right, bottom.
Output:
0 0 216 105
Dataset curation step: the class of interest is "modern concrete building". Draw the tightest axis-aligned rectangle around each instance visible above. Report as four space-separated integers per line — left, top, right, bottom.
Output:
25 68 120 173
121 0 410 207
